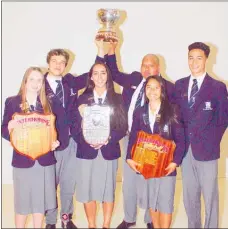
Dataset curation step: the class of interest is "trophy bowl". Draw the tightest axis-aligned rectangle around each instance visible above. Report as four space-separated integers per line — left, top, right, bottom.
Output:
96 8 120 42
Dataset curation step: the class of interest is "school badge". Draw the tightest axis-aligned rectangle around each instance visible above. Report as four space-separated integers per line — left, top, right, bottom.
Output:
203 101 213 111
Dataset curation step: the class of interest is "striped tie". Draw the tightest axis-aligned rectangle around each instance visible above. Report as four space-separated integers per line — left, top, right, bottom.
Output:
30 105 35 112
55 80 64 107
134 82 146 110
98 98 102 105
189 79 199 108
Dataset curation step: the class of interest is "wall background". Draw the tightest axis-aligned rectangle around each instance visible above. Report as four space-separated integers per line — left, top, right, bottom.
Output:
2 2 228 184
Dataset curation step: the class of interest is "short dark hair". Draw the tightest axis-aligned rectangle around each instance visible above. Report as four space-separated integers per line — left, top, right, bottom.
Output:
188 42 210 58
46 49 69 66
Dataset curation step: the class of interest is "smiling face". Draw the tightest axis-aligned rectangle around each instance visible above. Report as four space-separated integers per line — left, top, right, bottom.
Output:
145 78 162 103
91 64 108 89
25 70 44 94
48 55 67 76
188 49 207 77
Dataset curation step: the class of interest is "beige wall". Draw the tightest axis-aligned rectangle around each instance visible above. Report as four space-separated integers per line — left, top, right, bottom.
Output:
2 2 228 184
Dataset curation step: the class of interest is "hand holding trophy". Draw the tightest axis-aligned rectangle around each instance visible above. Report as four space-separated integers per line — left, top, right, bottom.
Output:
96 8 120 42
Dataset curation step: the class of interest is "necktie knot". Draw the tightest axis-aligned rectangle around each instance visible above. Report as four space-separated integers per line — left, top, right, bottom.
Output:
98 98 102 105
30 105 35 112
55 80 61 84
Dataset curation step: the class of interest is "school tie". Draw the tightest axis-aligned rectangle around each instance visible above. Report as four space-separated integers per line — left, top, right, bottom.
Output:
134 82 146 110
55 80 64 107
189 79 199 108
98 98 103 105
30 105 35 112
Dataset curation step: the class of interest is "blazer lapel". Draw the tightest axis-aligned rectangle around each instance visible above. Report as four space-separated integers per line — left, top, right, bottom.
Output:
141 104 153 134
45 75 56 101
35 97 44 113
191 74 211 112
87 93 95 105
182 76 190 108
62 79 70 108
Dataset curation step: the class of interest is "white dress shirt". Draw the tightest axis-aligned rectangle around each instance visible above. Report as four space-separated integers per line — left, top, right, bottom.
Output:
128 79 146 132
47 75 65 107
93 89 107 104
188 73 206 101
148 104 161 133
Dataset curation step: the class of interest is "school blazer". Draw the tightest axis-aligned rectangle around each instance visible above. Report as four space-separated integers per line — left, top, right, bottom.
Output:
174 74 228 161
106 54 175 111
1 95 64 168
70 92 127 160
126 104 186 176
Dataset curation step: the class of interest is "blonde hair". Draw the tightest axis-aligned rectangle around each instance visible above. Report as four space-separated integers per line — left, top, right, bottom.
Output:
18 67 51 114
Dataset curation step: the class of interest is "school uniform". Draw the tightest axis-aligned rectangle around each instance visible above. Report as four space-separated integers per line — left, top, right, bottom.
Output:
45 56 106 226
44 72 83 225
1 95 65 215
126 104 185 214
174 73 228 228
70 91 127 203
106 54 175 224
106 54 175 111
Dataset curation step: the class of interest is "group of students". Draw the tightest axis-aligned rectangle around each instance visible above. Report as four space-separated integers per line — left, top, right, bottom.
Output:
2 39 228 229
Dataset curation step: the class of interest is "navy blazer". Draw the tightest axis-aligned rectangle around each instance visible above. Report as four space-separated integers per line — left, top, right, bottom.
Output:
1 95 64 168
106 54 175 111
44 72 86 150
174 74 228 161
126 104 185 176
70 92 127 160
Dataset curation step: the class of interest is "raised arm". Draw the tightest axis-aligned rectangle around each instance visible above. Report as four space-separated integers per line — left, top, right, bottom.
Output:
96 38 141 88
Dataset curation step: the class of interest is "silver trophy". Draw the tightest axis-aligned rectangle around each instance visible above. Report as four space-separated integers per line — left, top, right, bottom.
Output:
96 8 120 42
83 104 111 145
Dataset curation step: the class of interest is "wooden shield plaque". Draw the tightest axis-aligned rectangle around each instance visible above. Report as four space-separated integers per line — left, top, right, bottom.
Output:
131 130 176 179
82 104 111 145
10 112 57 160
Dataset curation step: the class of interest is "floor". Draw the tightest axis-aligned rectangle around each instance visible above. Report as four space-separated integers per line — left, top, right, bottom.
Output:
2 177 228 228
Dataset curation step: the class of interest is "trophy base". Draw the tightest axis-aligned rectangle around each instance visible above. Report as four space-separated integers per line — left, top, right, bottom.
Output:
96 31 118 42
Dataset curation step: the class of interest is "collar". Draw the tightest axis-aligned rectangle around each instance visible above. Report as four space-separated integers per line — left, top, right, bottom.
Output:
190 72 206 83
93 89 107 104
47 74 62 82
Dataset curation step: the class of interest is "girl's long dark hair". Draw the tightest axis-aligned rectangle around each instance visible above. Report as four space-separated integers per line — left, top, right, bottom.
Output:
83 62 128 131
144 75 177 134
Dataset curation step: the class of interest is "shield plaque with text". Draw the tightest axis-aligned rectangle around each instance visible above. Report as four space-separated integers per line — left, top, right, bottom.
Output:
131 130 176 179
83 104 111 145
10 112 57 160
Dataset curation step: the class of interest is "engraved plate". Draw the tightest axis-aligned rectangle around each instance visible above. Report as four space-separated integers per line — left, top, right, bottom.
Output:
131 130 176 179
83 104 111 145
10 112 57 160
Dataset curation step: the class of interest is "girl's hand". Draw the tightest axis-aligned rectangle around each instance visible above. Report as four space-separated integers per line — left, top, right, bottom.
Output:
126 159 140 173
90 143 103 150
165 162 177 176
8 120 19 133
51 140 60 151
